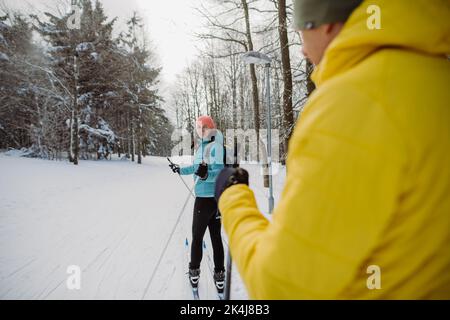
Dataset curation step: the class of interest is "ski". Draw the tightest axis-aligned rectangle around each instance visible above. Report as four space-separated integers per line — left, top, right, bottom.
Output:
185 238 201 300
189 273 201 300
214 276 225 300
190 281 200 300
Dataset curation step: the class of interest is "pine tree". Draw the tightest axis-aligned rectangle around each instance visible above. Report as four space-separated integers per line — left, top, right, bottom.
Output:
32 0 120 163
118 13 164 164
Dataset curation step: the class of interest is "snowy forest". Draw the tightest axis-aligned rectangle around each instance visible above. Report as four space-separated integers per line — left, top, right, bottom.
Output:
0 0 314 165
0 0 171 164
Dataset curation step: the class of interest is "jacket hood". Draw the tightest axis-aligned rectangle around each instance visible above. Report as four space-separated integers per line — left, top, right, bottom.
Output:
312 0 450 86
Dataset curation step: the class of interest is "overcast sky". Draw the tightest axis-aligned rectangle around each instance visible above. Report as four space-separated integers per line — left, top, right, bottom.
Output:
1 0 204 85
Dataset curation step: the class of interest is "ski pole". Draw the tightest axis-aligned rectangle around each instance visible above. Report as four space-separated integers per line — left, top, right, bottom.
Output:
224 248 232 300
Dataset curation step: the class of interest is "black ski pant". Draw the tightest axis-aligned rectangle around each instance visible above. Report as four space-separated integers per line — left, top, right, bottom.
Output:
190 197 225 272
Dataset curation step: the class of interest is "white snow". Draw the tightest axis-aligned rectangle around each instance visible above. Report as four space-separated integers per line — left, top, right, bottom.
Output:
76 42 94 53
40 26 63 34
47 46 70 53
90 52 99 61
78 121 116 144
0 52 10 62
0 22 8 31
0 153 285 300
3 148 33 158
103 91 118 98
78 93 92 103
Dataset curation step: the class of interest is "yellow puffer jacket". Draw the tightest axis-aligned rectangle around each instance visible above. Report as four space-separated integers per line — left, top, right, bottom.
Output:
219 0 450 299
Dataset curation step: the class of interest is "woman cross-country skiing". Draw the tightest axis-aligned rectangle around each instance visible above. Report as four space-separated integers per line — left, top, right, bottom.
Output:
169 115 225 295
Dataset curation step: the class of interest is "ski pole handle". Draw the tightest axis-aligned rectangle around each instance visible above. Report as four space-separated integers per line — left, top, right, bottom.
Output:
167 157 180 174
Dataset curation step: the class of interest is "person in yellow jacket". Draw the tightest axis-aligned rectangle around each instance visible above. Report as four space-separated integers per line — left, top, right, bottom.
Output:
215 0 450 299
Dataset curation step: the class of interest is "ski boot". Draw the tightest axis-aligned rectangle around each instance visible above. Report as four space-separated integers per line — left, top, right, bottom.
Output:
213 269 225 294
189 267 201 289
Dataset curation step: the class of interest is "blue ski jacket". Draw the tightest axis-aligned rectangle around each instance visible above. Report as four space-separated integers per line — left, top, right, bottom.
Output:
180 130 225 198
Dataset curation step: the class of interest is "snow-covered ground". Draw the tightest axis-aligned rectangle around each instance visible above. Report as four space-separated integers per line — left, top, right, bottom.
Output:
0 152 285 300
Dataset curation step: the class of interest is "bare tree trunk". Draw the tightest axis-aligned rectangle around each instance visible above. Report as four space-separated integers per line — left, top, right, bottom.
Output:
239 69 245 130
230 52 238 130
69 109 74 162
72 54 79 165
127 108 131 159
213 66 219 119
277 0 294 155
131 122 135 162
116 110 121 158
203 67 210 116
73 116 79 165
137 110 142 164
241 0 260 161
274 64 286 164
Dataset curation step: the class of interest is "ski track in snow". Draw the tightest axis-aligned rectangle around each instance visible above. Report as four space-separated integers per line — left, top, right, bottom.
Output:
0 153 285 300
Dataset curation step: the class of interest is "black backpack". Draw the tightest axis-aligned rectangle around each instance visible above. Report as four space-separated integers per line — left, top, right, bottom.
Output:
204 136 239 168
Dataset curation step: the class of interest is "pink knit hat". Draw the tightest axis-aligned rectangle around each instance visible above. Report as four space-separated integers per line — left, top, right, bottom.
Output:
196 115 216 129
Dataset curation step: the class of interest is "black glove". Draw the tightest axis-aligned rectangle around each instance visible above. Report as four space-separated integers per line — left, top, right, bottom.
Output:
215 167 249 201
195 162 208 180
169 163 180 174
